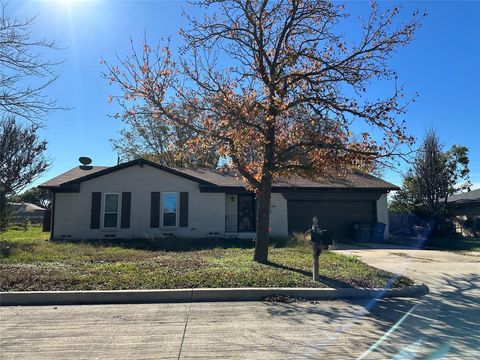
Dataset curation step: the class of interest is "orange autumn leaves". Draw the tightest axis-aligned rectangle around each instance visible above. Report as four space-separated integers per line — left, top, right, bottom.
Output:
102 0 420 190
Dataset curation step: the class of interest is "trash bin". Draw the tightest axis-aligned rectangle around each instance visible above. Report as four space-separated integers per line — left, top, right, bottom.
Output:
353 222 372 242
370 223 386 242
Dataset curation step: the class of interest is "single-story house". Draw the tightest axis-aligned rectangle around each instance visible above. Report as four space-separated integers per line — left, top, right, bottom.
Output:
445 189 480 236
7 202 46 224
446 189 480 216
38 158 398 241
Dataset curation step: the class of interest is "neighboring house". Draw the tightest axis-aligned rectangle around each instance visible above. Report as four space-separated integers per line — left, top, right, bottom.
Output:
38 158 398 241
446 189 480 216
446 189 480 236
8 202 46 224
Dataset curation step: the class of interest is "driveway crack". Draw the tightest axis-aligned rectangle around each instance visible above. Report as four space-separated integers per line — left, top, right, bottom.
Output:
177 299 192 359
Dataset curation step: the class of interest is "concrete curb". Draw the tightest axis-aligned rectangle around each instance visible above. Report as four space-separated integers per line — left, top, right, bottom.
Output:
0 284 429 306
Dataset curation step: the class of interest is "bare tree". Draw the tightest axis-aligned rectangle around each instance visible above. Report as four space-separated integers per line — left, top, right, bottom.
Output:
0 2 62 124
112 102 220 168
104 0 423 262
0 117 48 230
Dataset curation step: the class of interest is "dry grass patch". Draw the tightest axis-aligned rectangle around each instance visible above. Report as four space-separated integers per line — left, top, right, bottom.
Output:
0 226 413 291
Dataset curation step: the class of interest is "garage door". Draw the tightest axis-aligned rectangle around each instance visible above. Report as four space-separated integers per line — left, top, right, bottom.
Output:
287 201 376 240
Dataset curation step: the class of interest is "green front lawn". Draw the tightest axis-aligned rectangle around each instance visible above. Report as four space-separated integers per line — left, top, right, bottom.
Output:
0 226 413 291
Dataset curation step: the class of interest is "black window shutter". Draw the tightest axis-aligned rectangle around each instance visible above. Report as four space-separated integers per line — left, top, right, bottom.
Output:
90 192 101 229
179 192 188 228
121 192 131 228
150 192 160 228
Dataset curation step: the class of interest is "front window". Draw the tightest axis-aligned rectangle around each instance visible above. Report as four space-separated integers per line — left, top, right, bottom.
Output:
162 192 177 227
103 193 119 228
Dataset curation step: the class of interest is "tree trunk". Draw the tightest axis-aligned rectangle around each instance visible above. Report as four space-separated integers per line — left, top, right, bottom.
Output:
253 179 272 263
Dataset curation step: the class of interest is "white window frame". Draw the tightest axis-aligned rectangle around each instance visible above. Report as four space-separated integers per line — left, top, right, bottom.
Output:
102 192 121 229
161 192 178 228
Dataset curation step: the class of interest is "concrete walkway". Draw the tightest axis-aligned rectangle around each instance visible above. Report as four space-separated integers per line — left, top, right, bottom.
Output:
1 247 479 359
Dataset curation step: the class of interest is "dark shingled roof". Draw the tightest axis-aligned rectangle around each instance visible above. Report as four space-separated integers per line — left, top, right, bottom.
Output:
39 166 109 188
39 159 399 190
173 168 398 190
446 189 480 204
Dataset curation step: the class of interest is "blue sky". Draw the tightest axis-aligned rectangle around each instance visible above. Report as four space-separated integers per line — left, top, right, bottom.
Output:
10 0 480 190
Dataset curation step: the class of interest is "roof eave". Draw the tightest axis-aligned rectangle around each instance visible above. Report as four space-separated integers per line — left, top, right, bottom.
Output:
447 200 480 205
38 184 80 193
199 184 398 193
58 158 217 187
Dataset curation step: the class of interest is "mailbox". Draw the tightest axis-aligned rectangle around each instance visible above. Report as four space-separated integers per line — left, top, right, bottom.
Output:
310 216 333 246
311 228 333 246
309 217 334 281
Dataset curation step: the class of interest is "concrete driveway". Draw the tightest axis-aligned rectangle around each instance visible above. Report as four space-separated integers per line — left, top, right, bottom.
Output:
335 244 480 358
1 246 479 359
335 243 480 291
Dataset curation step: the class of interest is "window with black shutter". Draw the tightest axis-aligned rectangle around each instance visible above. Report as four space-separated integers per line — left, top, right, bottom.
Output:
90 192 101 229
150 192 160 228
179 192 188 227
121 192 131 228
